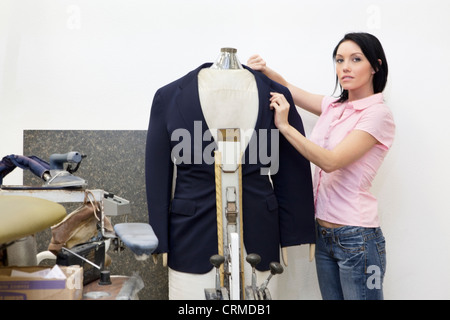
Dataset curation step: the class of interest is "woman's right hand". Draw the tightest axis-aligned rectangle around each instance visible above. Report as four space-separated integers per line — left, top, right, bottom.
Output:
247 54 267 72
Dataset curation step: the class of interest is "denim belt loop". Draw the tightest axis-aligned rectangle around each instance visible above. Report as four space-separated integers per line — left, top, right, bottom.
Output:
318 224 336 242
332 229 338 243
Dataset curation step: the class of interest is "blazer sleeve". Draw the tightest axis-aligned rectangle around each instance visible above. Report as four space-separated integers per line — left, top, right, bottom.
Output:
145 88 174 254
270 84 316 247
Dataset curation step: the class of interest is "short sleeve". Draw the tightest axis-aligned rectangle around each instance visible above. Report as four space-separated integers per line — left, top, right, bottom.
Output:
321 96 338 113
355 104 395 150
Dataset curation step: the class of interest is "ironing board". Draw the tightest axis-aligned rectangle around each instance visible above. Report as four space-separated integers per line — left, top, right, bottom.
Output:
113 223 158 260
0 195 66 245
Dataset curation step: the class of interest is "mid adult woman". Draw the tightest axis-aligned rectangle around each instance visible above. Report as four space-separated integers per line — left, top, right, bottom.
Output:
247 32 395 300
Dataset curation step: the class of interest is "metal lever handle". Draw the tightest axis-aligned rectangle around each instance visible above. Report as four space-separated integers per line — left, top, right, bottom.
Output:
269 261 284 275
259 262 284 293
210 254 225 292
246 253 261 291
210 254 225 269
246 253 261 268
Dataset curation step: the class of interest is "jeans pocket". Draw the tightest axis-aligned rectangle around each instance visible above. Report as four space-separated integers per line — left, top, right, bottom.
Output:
336 232 365 253
376 237 387 274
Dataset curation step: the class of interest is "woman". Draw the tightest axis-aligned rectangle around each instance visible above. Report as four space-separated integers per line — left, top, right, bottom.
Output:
247 32 395 300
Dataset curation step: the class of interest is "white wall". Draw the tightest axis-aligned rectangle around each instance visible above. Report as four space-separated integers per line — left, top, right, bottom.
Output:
1 0 449 299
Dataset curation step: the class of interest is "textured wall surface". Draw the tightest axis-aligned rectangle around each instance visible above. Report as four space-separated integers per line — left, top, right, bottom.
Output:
23 130 168 300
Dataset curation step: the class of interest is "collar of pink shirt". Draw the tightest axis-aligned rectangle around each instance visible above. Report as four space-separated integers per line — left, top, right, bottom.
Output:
330 92 384 110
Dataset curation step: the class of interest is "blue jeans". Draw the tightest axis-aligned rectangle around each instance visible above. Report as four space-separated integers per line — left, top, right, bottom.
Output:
315 223 386 300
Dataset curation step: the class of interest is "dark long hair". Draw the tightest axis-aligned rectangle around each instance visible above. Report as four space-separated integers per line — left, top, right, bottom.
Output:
333 32 388 103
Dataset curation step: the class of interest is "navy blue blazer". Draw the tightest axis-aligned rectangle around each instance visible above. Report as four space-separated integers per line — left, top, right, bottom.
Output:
145 63 315 273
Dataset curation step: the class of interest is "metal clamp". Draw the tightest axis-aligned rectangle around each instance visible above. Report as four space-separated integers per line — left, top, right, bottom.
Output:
226 187 237 224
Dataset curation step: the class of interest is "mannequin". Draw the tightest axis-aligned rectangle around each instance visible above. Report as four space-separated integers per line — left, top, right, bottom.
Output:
147 48 315 300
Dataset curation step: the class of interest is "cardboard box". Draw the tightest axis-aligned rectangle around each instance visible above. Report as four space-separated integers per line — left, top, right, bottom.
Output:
0 265 83 300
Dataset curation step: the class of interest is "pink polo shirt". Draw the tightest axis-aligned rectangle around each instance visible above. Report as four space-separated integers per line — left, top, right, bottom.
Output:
309 93 395 227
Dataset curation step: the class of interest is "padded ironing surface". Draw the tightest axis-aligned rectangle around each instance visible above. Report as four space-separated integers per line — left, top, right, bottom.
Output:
114 223 158 259
0 195 66 244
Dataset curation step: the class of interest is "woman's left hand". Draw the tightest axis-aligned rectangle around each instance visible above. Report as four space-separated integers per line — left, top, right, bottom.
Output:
270 92 291 132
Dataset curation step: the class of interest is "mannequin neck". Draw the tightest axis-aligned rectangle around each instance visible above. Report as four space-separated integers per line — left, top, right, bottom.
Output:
210 47 243 70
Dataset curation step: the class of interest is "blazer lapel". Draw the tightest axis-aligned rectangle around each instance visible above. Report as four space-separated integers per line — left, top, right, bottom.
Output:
175 63 218 163
244 66 274 132
175 63 211 133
